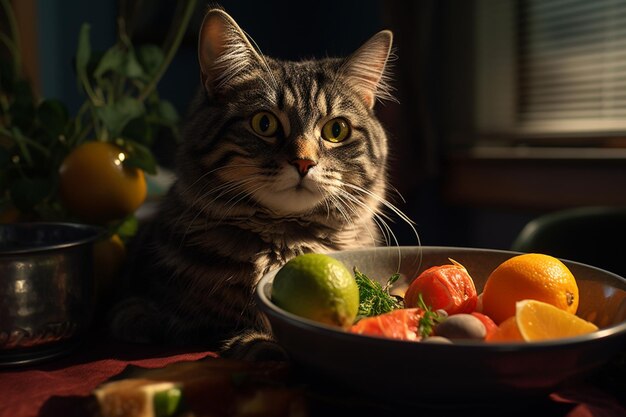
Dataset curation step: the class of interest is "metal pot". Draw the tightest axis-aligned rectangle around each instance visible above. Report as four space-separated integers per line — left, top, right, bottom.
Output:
0 222 105 366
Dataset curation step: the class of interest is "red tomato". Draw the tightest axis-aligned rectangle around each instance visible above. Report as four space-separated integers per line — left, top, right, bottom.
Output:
404 260 478 315
470 312 498 339
350 308 425 341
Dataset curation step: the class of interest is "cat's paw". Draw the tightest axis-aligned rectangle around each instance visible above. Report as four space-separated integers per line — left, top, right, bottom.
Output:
220 330 289 362
107 297 160 343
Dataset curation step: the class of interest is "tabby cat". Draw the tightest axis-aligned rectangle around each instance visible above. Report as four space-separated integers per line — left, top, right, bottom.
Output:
109 8 413 359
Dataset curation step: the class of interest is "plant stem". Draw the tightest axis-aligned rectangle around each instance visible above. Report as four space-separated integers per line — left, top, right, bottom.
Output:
0 0 22 76
1 126 51 159
0 32 18 62
137 0 197 101
9 127 32 166
76 24 104 107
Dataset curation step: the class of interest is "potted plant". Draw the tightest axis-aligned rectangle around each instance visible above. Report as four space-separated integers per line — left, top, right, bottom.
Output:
0 0 197 309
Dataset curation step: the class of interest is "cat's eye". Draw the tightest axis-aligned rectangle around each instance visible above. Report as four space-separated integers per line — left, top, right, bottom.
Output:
321 118 351 143
251 111 279 137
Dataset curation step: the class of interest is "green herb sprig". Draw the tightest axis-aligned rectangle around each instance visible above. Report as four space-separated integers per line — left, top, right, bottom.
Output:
354 267 403 319
415 293 445 338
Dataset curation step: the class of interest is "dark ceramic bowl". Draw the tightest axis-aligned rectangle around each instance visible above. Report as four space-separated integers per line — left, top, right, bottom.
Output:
0 222 105 366
257 246 626 405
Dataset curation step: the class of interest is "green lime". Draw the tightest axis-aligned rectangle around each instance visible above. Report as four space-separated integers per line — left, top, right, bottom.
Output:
272 253 359 328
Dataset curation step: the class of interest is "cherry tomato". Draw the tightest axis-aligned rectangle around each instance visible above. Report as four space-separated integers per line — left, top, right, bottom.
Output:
404 260 478 315
350 308 425 341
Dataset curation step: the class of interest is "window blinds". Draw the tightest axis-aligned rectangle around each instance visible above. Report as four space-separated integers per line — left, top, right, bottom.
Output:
518 0 626 132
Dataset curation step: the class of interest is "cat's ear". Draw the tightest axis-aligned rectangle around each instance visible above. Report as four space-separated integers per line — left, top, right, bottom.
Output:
198 9 263 95
342 30 395 109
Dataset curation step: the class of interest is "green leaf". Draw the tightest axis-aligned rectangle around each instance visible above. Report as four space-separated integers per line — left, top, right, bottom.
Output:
37 99 69 137
9 177 53 211
416 293 444 338
112 214 139 241
156 100 179 126
96 97 145 137
121 116 152 145
93 45 124 80
122 139 157 174
76 23 91 90
123 49 145 79
93 46 144 80
137 44 164 77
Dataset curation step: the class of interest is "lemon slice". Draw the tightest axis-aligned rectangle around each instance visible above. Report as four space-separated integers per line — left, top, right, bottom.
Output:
515 299 598 342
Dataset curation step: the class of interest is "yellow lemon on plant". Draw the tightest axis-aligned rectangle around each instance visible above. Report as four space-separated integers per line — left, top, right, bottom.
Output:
59 141 147 224
272 253 359 328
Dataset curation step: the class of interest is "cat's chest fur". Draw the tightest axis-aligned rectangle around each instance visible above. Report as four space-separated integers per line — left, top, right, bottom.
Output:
212 211 374 278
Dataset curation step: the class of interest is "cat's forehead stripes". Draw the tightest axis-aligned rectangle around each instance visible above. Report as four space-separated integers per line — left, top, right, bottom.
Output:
274 63 335 114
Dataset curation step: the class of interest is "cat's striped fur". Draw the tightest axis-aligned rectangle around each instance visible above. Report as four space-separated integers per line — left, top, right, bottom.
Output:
109 8 412 359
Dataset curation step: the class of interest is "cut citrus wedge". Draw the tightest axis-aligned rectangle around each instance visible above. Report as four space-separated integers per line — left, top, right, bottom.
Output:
485 316 524 342
515 299 598 342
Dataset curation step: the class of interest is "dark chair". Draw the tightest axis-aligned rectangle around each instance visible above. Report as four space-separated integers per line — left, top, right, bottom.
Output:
511 206 626 278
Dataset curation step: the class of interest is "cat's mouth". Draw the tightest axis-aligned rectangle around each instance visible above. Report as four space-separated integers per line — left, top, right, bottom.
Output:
277 181 317 196
253 178 323 214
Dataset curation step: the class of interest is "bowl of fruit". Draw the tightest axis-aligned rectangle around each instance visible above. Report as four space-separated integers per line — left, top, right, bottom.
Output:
256 246 626 405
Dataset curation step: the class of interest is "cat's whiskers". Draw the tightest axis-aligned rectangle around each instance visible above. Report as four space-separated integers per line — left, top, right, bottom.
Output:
312 176 381 246
336 188 411 275
342 183 418 239
327 192 381 247
334 189 397 247
173 163 258 232
180 175 260 247
197 176 258 219
215 180 268 224
180 163 261 212
324 192 353 228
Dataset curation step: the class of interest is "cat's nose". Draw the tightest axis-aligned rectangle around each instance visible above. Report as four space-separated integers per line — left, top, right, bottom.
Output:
290 158 317 177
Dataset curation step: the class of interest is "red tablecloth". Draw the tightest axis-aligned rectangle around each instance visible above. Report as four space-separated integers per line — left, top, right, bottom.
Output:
1 332 624 417
0 334 216 417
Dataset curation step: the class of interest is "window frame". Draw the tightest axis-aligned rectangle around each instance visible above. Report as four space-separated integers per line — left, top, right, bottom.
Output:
442 0 626 210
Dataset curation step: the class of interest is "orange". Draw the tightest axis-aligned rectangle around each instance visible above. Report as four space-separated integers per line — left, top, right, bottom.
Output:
515 299 598 341
59 141 147 224
481 253 579 324
486 316 524 342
